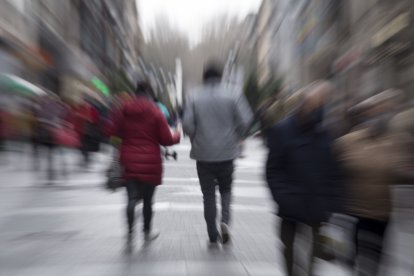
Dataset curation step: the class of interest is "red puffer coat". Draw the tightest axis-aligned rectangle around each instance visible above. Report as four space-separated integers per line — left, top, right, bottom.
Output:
110 96 180 185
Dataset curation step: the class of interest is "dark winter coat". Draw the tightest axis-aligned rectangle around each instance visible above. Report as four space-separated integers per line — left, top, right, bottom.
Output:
266 115 344 225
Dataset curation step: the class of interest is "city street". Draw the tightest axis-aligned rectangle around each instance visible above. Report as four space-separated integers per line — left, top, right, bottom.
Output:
2 0 414 274
1 139 351 275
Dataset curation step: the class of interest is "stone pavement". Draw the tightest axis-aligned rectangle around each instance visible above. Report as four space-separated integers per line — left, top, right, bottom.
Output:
0 139 352 276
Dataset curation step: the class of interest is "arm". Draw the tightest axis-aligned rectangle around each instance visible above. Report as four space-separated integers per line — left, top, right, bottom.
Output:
266 126 288 202
234 94 254 138
182 97 196 139
157 109 180 146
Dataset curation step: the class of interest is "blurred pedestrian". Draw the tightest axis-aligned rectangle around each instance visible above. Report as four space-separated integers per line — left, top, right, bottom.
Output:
53 100 81 177
266 81 344 275
336 91 402 276
74 98 100 168
30 96 60 182
183 63 253 246
109 81 180 245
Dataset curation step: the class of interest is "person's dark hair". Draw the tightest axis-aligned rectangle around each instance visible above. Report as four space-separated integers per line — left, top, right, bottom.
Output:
135 81 153 96
203 63 222 82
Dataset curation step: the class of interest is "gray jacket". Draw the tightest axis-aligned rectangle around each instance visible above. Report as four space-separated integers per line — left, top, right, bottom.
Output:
183 82 253 162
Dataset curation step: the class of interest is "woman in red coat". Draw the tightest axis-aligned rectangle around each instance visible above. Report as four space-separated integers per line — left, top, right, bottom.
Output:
110 81 180 243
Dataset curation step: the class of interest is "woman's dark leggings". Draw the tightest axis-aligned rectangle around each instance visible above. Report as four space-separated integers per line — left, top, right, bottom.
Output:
126 180 156 234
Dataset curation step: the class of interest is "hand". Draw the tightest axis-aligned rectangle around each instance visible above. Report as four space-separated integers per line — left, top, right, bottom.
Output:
175 122 182 133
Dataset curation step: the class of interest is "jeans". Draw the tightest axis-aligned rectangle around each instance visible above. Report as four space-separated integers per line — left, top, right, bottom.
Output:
196 160 234 242
126 180 156 233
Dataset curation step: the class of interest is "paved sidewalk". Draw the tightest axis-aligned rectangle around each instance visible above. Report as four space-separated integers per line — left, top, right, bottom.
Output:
0 139 351 276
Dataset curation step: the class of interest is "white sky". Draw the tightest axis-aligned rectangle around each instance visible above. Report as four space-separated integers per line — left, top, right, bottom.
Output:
137 0 262 44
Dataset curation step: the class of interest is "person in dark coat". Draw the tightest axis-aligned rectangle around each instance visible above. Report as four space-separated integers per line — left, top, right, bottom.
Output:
109 81 180 244
75 99 100 168
31 96 63 182
266 81 344 276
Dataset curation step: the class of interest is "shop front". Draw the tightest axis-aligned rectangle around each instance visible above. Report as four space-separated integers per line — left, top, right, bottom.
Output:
37 22 109 103
0 27 48 80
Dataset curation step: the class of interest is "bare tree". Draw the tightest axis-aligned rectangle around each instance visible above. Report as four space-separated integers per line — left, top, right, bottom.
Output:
141 14 256 89
142 16 190 74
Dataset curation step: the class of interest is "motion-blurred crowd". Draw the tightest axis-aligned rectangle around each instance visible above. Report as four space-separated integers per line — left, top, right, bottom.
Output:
1 68 414 276
1 92 104 175
263 81 414 275
0 88 179 174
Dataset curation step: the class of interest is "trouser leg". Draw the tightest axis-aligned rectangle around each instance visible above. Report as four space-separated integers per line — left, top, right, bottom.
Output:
126 180 142 233
142 184 156 233
217 161 234 225
310 224 326 275
47 145 55 181
32 141 39 170
280 219 297 276
355 217 388 276
197 161 219 242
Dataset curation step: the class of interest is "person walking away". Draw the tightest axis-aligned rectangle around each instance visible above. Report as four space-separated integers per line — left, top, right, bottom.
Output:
109 81 180 245
183 63 253 246
73 98 100 168
266 81 344 275
55 100 80 177
31 96 60 182
336 91 402 276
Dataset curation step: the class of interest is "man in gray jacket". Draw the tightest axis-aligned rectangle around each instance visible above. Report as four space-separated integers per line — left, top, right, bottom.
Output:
183 63 253 245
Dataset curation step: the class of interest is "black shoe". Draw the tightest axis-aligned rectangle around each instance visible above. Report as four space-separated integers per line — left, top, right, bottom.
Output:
220 223 231 245
208 233 222 248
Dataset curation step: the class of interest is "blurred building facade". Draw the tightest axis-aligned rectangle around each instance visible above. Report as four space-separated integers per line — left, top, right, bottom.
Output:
255 0 414 106
333 0 414 107
222 13 257 86
0 1 45 78
0 0 143 99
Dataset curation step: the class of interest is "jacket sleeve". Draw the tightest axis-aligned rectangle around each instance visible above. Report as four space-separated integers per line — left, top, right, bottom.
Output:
389 133 414 184
266 125 288 202
157 109 180 146
234 94 254 138
182 97 196 139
